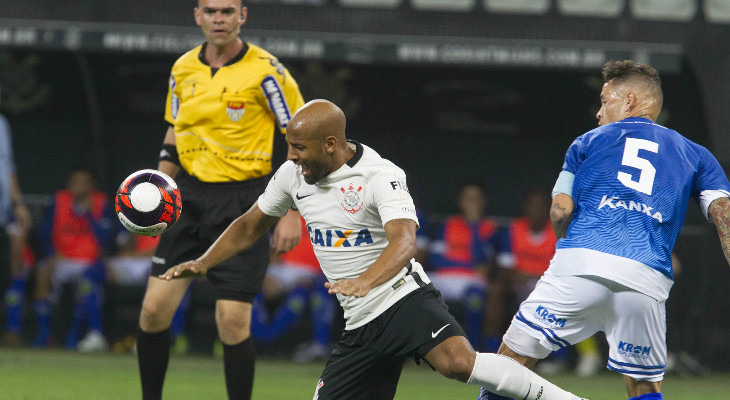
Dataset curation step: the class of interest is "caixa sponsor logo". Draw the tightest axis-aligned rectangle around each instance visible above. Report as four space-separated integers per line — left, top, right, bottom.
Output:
534 305 567 328
617 341 651 358
308 227 374 247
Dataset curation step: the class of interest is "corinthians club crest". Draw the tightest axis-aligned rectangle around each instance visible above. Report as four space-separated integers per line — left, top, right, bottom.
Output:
226 101 245 122
340 183 364 214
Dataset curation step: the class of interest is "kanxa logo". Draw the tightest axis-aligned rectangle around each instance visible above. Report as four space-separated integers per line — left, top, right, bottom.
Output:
598 195 663 222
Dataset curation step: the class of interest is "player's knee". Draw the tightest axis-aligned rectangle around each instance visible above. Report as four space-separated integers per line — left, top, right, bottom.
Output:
216 309 251 343
139 300 174 331
438 353 476 382
217 312 248 332
33 268 52 298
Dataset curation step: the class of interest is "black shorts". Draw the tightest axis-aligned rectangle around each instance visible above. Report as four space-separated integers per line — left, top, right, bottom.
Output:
150 170 270 302
314 283 466 400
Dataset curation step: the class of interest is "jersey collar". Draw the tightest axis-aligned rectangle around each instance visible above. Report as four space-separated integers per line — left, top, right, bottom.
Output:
622 116 656 124
197 41 249 67
346 140 364 168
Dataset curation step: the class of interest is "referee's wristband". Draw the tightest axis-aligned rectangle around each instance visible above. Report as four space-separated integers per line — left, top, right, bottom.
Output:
159 143 180 166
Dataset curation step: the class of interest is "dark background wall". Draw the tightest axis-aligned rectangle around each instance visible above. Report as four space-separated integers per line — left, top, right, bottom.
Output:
1 51 710 217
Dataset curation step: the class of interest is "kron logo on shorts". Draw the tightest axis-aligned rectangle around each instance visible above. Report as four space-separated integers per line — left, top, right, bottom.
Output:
534 305 567 328
617 341 651 359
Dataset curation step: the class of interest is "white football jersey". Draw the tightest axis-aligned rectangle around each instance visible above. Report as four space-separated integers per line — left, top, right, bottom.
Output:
258 141 427 329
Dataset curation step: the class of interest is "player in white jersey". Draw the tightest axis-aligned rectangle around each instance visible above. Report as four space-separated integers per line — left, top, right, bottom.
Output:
478 61 730 400
162 99 586 400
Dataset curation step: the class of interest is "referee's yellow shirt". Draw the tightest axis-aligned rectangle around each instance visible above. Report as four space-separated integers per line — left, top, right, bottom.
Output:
165 42 305 182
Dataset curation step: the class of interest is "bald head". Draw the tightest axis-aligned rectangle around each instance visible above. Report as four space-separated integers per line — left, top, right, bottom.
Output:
288 99 347 144
286 99 354 184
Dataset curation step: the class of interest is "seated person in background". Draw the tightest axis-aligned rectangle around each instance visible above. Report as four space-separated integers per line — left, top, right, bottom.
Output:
497 190 602 377
33 169 114 351
500 191 556 300
107 232 160 285
429 182 503 349
2 219 35 346
106 231 191 354
252 216 336 363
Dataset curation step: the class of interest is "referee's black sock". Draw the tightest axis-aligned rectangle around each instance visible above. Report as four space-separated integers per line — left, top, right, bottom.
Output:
223 337 256 400
137 327 171 400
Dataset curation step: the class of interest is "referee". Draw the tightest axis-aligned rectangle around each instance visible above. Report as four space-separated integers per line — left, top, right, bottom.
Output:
136 1 304 399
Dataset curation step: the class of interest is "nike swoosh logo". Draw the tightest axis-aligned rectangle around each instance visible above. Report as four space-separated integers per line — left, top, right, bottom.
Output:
431 323 450 339
296 193 314 200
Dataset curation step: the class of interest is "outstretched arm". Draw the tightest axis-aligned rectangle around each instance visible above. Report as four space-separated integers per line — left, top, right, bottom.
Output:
325 219 417 297
708 196 730 266
160 202 280 279
550 193 575 239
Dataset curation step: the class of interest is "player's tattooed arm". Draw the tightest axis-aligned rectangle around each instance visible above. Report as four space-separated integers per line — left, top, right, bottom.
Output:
550 203 570 237
550 193 575 239
708 197 730 266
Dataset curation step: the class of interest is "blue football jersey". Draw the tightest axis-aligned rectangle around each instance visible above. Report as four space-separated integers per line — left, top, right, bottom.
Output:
557 117 730 278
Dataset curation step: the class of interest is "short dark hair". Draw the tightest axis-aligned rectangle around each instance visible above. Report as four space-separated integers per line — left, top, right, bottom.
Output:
602 60 663 102
602 60 660 86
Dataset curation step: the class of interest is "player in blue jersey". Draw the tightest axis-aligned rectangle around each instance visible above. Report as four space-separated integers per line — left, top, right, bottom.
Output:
478 60 730 400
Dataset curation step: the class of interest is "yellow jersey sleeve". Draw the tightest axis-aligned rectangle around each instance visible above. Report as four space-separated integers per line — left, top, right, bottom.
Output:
259 58 305 134
163 43 305 182
164 47 197 125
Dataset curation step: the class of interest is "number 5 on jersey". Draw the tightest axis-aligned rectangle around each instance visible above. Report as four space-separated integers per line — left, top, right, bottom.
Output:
618 138 658 195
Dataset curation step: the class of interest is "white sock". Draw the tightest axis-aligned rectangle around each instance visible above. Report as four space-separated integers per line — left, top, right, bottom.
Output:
467 353 584 400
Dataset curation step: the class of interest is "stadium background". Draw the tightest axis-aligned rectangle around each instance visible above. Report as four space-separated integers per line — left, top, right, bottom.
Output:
1 0 730 370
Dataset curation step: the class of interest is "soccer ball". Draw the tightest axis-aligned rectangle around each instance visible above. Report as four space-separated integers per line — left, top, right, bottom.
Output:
115 169 182 236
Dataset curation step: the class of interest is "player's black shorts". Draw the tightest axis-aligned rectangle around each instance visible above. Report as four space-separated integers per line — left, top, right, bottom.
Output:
150 170 270 302
314 282 466 400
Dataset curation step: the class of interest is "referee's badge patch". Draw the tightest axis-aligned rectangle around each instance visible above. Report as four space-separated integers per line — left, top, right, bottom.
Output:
340 183 364 214
171 95 179 120
226 101 245 122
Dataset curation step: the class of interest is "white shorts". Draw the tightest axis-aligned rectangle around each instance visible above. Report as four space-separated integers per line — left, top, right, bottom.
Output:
106 256 152 285
50 258 95 302
503 273 667 381
429 271 486 301
266 262 320 292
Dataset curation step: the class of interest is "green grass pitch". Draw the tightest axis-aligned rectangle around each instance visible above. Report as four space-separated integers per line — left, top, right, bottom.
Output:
1 348 728 399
